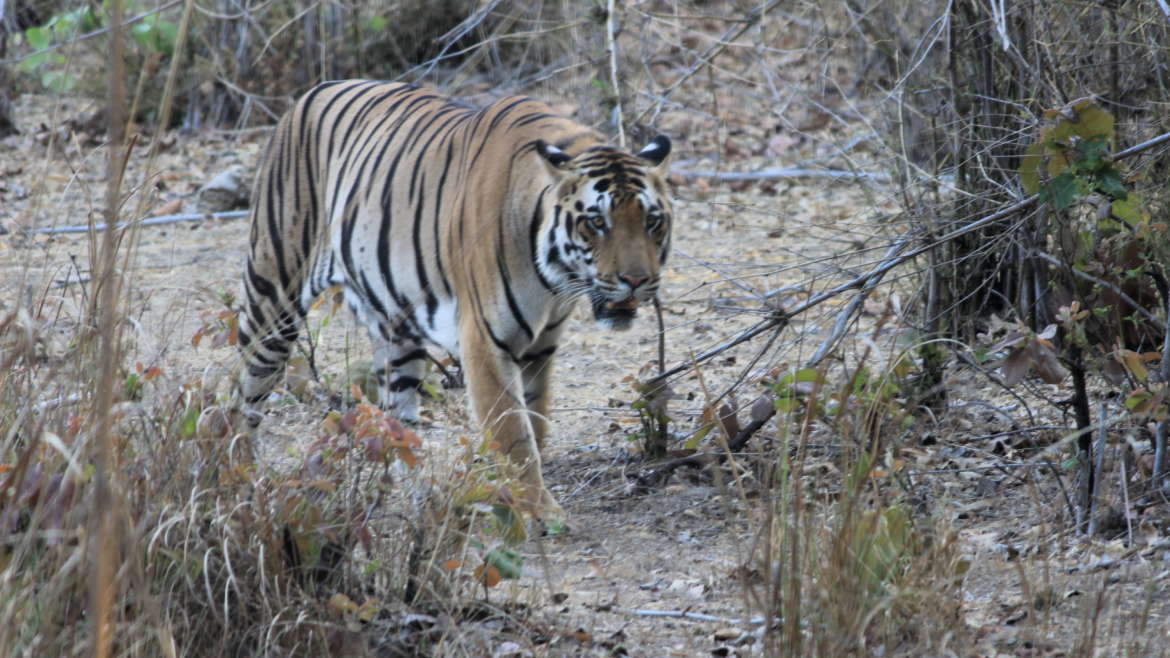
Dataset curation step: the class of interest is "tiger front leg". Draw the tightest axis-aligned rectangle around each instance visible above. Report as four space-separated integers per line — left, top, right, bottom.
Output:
371 336 427 423
234 296 308 426
521 349 556 453
461 325 564 522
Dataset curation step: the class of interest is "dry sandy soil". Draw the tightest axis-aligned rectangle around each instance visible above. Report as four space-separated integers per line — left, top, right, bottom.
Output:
3 84 1169 656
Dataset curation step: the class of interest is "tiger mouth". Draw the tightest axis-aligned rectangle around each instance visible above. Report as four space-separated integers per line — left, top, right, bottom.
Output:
590 291 639 328
606 297 641 311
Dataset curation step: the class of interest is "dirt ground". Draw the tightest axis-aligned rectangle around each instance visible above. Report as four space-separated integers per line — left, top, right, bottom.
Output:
3 83 1170 656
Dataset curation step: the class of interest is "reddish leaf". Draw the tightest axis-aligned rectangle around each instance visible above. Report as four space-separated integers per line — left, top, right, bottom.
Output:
396 447 418 468
474 564 502 587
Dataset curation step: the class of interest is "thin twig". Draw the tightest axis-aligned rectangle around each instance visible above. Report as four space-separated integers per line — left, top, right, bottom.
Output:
1088 402 1107 536
806 240 906 368
23 210 248 236
1043 459 1079 526
611 606 773 626
606 0 625 148
670 166 891 183
1150 266 1170 487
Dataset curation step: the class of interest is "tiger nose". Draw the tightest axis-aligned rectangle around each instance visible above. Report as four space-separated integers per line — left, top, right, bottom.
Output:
619 273 649 289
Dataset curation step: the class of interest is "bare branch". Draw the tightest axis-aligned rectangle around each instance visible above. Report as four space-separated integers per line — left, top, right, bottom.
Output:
23 210 248 236
671 166 891 183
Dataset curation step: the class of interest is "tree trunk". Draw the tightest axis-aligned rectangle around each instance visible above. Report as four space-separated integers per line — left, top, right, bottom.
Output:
0 14 19 138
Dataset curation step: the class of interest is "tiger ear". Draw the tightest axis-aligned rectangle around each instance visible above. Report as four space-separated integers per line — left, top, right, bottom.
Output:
635 135 671 168
535 140 573 174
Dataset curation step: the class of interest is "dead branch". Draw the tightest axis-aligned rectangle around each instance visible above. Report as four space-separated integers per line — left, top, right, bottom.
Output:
606 0 625 148
671 166 891 183
634 394 776 491
806 240 907 369
611 606 772 626
23 210 248 236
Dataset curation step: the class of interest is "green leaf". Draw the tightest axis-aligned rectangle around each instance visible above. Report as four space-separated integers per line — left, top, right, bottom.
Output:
1074 135 1109 168
491 504 527 544
25 26 49 51
685 424 712 451
1097 169 1127 200
124 373 143 400
180 406 200 437
1124 390 1150 411
484 547 523 580
1111 197 1142 225
156 21 178 56
365 16 388 31
1019 141 1045 195
1042 171 1079 209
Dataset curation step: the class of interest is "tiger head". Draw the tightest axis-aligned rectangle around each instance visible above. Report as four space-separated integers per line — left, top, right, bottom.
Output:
534 135 673 330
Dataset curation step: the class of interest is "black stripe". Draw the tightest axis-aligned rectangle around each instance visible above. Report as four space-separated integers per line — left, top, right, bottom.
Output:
432 139 456 297
390 348 428 367
528 190 556 292
497 247 534 341
469 97 531 168
321 81 380 167
544 312 570 332
247 261 277 298
412 170 438 323
509 111 555 128
388 376 422 392
521 345 556 362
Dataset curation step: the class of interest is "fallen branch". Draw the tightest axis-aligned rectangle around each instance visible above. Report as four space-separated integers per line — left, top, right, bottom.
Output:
806 240 908 369
610 606 774 626
671 166 890 183
635 394 776 490
23 210 248 236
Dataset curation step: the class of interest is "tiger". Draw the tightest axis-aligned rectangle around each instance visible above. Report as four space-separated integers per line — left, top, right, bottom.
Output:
233 79 674 521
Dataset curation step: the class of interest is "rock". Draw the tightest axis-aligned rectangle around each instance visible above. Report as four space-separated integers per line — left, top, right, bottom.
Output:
196 164 250 212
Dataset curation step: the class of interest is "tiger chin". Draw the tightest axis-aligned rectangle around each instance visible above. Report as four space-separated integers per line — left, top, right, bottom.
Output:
232 80 674 527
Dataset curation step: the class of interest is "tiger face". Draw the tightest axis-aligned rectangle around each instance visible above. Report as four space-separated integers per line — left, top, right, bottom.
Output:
535 136 673 330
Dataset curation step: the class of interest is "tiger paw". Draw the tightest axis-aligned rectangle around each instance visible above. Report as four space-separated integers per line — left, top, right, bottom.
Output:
527 489 569 536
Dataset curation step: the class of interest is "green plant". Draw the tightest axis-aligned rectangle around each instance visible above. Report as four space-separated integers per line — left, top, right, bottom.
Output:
628 377 673 459
17 7 101 92
17 4 179 94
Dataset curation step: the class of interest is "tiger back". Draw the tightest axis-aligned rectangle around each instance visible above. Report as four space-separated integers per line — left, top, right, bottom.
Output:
235 80 674 520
